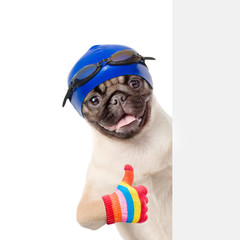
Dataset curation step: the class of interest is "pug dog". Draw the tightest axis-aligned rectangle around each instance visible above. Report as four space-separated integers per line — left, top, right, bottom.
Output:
76 74 172 240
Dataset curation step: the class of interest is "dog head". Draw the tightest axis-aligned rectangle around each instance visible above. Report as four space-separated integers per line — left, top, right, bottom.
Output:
82 75 152 139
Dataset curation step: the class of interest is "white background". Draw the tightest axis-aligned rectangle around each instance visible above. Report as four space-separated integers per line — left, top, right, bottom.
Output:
1 1 240 240
0 0 171 239
173 0 240 239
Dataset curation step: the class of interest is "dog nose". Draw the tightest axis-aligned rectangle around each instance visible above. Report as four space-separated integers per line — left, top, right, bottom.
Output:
110 93 127 105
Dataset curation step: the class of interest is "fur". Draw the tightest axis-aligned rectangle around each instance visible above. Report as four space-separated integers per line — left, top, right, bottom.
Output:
77 94 172 240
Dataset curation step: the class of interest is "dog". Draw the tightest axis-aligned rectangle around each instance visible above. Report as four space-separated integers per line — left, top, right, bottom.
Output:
76 74 172 240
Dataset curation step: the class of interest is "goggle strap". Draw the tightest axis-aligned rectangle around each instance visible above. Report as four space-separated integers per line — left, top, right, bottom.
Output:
62 84 75 107
62 90 70 107
143 57 156 60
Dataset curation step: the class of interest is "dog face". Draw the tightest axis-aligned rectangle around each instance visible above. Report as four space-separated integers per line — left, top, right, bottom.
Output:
82 75 152 139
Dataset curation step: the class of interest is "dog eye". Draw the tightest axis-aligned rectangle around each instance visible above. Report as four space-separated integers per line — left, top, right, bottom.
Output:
89 96 101 106
129 79 141 89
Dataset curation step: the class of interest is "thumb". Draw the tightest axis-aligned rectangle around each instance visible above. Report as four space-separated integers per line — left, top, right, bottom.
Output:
121 164 134 186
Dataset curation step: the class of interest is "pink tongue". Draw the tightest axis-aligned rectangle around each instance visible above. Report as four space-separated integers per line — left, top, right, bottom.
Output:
116 115 136 130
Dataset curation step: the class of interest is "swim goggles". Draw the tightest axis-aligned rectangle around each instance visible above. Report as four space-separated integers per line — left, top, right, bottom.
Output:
62 49 155 107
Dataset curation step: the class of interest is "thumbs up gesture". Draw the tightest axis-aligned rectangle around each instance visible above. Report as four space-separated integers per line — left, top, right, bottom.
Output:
102 165 148 225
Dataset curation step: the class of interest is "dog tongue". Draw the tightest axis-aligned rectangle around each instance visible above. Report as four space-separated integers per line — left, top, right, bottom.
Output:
102 115 137 131
116 115 136 130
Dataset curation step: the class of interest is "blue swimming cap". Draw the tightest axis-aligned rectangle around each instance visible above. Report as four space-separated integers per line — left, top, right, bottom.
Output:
67 44 153 117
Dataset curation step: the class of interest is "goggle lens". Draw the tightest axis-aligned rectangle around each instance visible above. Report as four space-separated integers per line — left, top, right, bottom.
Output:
110 50 135 62
76 64 98 80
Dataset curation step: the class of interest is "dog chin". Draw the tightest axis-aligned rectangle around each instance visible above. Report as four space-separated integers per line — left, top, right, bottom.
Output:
96 104 150 139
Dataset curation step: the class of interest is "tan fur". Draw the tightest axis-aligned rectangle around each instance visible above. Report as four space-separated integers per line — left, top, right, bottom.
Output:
111 77 119 85
77 96 172 239
118 76 125 83
77 183 106 230
99 83 106 93
105 80 112 87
